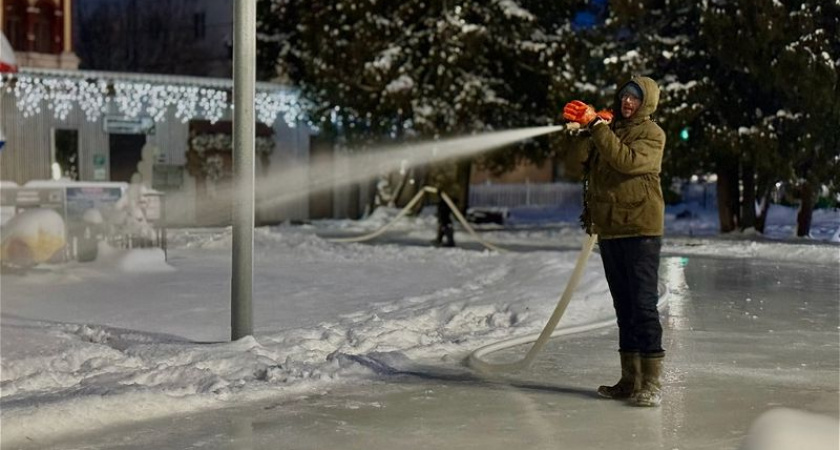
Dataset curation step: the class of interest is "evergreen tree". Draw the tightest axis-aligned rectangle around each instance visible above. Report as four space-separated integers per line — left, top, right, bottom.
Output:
257 0 577 209
599 0 839 235
259 0 568 136
701 0 839 235
258 0 839 232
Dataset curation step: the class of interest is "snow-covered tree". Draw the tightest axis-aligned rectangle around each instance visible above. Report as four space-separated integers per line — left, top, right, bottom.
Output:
258 0 579 209
259 0 569 134
258 0 838 232
594 0 839 236
699 0 839 235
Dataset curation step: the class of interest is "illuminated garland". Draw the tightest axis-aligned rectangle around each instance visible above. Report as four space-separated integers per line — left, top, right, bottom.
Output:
1 73 305 128
255 90 304 128
190 133 275 155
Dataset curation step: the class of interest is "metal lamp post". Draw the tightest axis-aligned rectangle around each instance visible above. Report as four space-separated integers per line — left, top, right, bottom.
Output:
231 0 256 340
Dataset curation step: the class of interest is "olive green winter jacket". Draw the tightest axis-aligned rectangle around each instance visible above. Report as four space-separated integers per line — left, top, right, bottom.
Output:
582 76 666 239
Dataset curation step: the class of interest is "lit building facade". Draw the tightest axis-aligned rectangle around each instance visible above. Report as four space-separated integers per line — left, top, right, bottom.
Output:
1 0 79 69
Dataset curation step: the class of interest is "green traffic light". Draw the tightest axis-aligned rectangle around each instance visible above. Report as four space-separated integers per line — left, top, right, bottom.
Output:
680 127 690 141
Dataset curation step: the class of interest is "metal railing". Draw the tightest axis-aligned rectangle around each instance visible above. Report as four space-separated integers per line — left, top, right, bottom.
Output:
469 182 582 208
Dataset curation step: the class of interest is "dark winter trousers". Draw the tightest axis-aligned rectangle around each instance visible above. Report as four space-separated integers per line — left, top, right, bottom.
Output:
599 236 663 355
436 197 455 245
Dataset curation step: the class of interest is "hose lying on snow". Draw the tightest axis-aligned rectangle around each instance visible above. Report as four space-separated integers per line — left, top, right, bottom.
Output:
329 189 670 374
466 238 673 374
327 186 505 252
326 187 437 244
466 233 598 373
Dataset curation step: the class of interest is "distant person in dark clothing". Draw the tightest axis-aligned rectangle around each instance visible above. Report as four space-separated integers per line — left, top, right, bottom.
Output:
427 162 461 248
435 193 455 247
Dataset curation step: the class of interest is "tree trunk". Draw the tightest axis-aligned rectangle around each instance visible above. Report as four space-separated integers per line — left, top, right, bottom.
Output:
755 189 771 233
456 159 473 213
796 181 815 237
366 179 379 216
754 174 774 234
716 159 740 233
740 163 756 231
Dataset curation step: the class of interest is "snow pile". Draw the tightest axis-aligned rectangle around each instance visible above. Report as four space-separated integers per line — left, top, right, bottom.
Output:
664 237 840 264
764 204 840 242
0 208 66 267
92 242 174 273
740 408 839 450
314 204 438 232
110 182 158 240
1 199 838 446
0 227 611 445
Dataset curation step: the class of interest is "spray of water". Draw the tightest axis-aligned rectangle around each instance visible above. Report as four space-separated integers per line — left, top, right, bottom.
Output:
165 125 566 219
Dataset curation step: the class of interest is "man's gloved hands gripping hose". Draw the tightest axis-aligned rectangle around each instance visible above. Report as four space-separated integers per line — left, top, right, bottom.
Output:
563 100 612 127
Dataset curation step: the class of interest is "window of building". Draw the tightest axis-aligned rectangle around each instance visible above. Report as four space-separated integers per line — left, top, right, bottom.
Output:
53 129 79 181
147 16 163 40
193 12 206 40
4 0 27 50
34 20 52 53
33 1 57 53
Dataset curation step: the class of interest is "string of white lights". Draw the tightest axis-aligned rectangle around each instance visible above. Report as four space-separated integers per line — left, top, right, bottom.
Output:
255 91 305 128
1 73 305 128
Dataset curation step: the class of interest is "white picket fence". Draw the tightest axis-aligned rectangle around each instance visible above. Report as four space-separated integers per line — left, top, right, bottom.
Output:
469 182 582 208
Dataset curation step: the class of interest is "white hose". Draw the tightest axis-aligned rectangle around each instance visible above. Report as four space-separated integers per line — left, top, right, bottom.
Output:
327 186 505 252
439 190 506 253
467 247 674 374
466 233 598 372
327 187 437 243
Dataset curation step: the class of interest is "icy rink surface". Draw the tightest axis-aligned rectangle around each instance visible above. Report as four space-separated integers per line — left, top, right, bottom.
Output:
18 256 838 450
2 202 838 448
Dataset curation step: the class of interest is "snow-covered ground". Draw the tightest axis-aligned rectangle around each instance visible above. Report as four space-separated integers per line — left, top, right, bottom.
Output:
1 200 838 446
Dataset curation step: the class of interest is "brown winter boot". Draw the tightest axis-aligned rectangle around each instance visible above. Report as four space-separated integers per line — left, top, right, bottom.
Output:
597 351 641 399
634 353 664 407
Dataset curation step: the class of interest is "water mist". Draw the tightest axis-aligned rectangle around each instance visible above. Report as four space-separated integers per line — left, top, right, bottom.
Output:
164 125 566 221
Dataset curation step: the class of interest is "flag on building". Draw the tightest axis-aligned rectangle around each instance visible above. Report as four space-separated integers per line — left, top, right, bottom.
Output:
0 31 17 73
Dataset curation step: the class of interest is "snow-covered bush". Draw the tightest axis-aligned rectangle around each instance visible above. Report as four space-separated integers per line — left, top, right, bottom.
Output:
0 208 66 267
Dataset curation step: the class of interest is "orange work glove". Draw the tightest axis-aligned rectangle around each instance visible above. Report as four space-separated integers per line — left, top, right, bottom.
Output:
596 109 613 123
562 100 597 126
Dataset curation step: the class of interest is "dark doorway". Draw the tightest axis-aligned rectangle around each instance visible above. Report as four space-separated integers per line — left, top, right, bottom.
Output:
53 129 79 180
109 134 146 182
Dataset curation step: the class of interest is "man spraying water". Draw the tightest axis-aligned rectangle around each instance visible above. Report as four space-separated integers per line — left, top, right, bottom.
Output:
564 76 667 407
